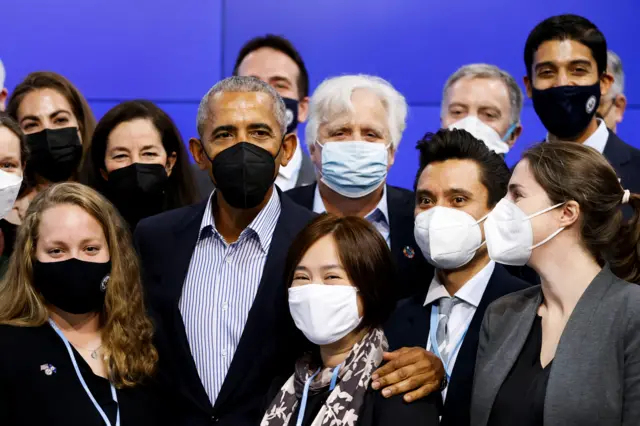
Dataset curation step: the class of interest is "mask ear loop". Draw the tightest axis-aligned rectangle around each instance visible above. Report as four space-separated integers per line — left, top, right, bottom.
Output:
469 213 490 252
524 201 567 250
502 123 518 142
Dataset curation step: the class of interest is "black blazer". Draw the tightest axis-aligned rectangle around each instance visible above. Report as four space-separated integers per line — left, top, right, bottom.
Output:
134 190 316 426
603 130 640 194
384 264 530 426
286 183 434 298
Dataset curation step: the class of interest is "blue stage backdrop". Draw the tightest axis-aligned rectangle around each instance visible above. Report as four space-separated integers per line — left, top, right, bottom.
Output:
3 0 639 189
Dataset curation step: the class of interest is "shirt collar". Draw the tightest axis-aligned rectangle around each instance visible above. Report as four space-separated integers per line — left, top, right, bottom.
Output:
312 184 390 225
277 135 303 180
545 119 609 154
424 260 496 308
199 188 281 253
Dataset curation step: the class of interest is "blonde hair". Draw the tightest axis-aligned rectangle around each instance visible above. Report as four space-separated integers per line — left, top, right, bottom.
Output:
0 182 158 387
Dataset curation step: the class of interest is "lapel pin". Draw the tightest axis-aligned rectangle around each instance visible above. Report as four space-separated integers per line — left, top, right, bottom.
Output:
40 364 57 376
403 246 415 259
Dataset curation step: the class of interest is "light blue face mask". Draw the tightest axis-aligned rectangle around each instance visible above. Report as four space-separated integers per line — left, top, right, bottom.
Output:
317 140 389 198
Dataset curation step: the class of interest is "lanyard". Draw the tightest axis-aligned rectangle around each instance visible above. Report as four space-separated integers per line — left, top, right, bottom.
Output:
49 319 120 426
429 304 470 382
296 363 342 426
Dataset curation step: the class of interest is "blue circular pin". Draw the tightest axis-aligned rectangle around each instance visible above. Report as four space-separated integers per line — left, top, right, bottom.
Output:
403 246 415 259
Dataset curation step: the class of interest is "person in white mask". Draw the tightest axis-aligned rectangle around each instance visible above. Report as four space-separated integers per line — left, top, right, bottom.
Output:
441 64 523 155
286 74 433 299
472 141 640 426
385 128 529 426
0 114 28 277
262 213 440 426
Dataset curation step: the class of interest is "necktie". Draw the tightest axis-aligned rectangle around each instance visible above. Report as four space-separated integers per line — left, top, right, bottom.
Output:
436 297 459 363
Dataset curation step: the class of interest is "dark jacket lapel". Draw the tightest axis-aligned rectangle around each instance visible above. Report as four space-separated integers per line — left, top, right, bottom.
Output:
295 153 317 187
602 130 631 170
284 182 316 210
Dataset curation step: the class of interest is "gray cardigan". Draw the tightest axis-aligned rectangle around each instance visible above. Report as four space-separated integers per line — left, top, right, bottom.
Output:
471 266 640 426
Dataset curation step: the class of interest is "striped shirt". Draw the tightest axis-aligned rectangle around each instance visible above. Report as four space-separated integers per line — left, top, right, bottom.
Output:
179 189 281 405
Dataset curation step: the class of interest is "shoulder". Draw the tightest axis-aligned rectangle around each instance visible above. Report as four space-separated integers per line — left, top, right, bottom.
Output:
485 285 541 321
387 185 414 202
604 274 640 321
492 264 532 293
279 190 317 226
283 184 315 207
0 324 49 360
137 201 207 232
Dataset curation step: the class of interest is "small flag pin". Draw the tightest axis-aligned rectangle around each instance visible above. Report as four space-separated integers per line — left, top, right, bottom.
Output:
40 364 57 376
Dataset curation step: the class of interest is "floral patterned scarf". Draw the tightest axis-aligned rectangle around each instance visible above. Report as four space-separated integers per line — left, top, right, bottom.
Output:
261 327 387 426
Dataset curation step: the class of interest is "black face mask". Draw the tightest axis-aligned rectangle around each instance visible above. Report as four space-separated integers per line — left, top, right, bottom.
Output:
26 128 83 182
282 97 299 135
33 258 112 314
531 82 601 140
106 163 168 228
204 142 279 209
0 219 18 258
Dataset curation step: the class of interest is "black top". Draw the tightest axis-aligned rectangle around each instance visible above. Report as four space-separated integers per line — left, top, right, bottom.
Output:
0 324 166 426
265 376 440 426
488 316 552 426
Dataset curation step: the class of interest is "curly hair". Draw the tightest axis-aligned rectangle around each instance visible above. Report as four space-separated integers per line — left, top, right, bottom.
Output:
0 182 157 387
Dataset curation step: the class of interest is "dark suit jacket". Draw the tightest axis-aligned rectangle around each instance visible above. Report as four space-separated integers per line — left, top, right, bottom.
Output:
192 152 316 201
134 190 316 426
384 264 530 426
604 130 640 195
285 183 434 298
472 266 640 426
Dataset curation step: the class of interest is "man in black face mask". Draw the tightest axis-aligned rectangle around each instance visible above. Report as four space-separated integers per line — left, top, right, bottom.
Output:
525 14 640 194
133 76 316 426
192 35 315 199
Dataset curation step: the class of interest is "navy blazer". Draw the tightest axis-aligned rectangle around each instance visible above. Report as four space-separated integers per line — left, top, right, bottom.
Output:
384 264 530 426
286 183 434 298
134 190 316 426
603 130 640 194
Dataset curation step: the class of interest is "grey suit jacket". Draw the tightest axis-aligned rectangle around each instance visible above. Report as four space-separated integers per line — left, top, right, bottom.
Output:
471 266 640 426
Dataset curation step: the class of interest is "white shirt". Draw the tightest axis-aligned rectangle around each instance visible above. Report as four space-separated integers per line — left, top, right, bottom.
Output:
546 119 609 154
424 260 495 400
312 184 391 246
275 135 303 192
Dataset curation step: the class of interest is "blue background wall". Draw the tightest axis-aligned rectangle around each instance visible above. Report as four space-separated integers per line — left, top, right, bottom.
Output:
3 0 639 189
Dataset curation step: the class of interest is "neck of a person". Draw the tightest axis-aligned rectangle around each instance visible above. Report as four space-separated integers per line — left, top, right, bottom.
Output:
320 327 370 369
49 307 102 345
318 182 384 218
533 240 602 318
213 186 273 243
549 117 599 144
438 250 491 296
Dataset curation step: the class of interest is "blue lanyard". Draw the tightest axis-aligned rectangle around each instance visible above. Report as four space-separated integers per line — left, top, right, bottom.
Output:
49 319 120 426
296 363 342 426
429 304 470 382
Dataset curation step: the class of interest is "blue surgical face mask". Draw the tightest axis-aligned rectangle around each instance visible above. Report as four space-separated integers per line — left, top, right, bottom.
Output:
317 140 389 198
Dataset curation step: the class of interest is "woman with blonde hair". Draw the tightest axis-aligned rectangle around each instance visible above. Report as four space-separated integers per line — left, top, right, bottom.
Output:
0 182 164 425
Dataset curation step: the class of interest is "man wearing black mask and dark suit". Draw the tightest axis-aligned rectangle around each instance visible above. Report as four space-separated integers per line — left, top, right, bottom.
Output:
524 14 640 195
135 76 315 426
385 129 529 426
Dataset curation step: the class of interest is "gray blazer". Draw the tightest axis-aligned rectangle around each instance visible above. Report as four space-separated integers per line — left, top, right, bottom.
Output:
471 266 640 426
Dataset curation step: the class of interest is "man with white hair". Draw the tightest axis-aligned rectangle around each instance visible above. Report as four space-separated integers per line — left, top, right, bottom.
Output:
286 74 434 299
134 76 316 426
0 59 8 111
597 50 627 133
441 63 524 155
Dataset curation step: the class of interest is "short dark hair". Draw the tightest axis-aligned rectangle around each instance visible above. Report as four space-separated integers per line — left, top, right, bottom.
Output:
414 129 511 207
233 34 309 99
80 100 198 210
284 214 396 330
524 14 607 77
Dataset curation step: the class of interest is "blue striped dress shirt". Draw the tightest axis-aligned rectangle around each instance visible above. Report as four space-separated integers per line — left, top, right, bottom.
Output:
178 189 281 405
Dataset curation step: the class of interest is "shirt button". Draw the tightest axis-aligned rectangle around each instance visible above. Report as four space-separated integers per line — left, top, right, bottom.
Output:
221 348 227 356
225 257 232 264
222 302 228 311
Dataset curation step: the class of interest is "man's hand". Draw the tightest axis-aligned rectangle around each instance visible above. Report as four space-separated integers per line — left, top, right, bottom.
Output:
371 347 444 402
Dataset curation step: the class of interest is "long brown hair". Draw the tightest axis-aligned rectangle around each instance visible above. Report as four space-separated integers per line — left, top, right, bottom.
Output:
284 214 397 328
0 182 158 387
522 142 640 283
6 71 96 148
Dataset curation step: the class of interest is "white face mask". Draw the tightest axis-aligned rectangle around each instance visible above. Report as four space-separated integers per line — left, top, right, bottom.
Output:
448 116 516 155
414 206 487 270
288 284 362 345
0 169 22 220
484 198 565 266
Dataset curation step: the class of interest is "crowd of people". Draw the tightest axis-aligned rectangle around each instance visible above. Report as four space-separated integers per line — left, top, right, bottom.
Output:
0 12 638 426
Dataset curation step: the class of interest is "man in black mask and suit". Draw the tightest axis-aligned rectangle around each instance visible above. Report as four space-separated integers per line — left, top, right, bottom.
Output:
525 14 640 194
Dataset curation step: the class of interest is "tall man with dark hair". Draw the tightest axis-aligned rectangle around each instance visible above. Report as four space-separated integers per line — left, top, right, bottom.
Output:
194 35 315 198
385 129 529 426
524 14 640 193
